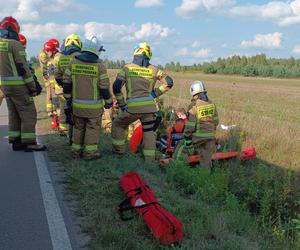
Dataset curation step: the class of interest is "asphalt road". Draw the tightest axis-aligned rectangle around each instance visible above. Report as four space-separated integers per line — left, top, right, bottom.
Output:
0 100 75 250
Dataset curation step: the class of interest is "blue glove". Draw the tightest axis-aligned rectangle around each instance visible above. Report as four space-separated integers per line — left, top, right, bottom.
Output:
120 104 128 112
151 90 158 99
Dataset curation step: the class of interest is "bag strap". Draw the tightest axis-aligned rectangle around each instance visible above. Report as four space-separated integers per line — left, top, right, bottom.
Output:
118 196 158 221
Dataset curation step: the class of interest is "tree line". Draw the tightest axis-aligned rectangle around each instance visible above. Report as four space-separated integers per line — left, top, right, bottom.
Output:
30 54 300 78
164 54 300 78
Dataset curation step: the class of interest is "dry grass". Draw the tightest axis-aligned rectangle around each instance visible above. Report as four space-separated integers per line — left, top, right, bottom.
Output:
160 71 300 170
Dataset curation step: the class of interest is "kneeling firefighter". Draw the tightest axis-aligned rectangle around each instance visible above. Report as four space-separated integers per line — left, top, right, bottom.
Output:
63 36 112 160
174 81 219 168
0 16 45 151
53 34 82 134
111 42 174 162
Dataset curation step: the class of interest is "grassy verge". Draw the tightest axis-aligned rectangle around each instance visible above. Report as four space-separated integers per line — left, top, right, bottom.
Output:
42 130 300 250
37 69 300 249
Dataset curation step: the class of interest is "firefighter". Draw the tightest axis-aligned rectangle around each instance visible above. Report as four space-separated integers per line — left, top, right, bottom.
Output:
0 16 46 151
53 34 82 133
174 81 219 168
63 36 112 160
39 41 56 116
18 33 43 98
111 42 174 162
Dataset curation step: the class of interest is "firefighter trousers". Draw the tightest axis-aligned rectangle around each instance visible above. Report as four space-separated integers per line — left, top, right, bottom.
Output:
174 139 216 168
6 94 37 144
71 116 100 156
45 80 55 113
111 111 156 161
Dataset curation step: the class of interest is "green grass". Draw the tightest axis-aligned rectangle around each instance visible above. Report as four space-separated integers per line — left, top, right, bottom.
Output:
38 69 300 249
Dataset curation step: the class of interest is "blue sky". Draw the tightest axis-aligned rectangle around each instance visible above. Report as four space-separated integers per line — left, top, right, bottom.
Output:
1 0 300 65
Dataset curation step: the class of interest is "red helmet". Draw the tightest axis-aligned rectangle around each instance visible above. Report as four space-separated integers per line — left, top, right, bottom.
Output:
44 41 57 53
18 34 27 47
48 38 59 48
1 16 20 33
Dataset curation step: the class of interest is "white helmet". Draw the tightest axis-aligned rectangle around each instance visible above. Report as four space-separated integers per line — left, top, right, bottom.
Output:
82 36 103 56
190 80 206 96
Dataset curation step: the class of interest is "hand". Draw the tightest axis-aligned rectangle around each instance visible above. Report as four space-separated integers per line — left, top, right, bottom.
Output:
119 104 128 112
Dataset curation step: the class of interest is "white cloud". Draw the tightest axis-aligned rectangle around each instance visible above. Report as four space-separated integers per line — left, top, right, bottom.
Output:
122 22 175 42
176 0 300 27
230 0 300 27
134 0 163 8
192 41 201 47
241 32 282 49
193 48 212 58
292 45 300 53
177 47 189 56
23 21 174 44
0 0 87 22
176 0 235 17
177 46 212 58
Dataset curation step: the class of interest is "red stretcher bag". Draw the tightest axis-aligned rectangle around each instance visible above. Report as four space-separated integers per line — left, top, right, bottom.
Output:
129 124 143 153
118 172 183 245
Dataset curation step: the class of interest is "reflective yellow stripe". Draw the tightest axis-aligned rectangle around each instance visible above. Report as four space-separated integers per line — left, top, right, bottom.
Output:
100 73 108 80
196 104 215 119
59 57 71 69
0 41 8 51
112 138 126 146
92 78 97 100
8 131 21 138
24 77 34 83
127 100 155 107
19 51 27 57
72 143 81 150
85 144 98 152
21 132 36 139
0 80 25 86
73 102 103 109
8 53 18 76
127 78 132 99
143 149 155 156
127 67 154 78
72 64 98 77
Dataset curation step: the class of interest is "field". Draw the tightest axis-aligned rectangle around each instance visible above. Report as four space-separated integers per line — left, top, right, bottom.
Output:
36 69 300 249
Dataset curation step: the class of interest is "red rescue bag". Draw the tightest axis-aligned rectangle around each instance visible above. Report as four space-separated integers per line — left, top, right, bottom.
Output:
118 172 183 245
129 125 143 153
51 115 59 129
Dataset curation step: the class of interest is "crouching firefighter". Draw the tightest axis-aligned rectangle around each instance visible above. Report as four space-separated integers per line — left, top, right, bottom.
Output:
0 16 46 151
63 36 112 160
111 42 174 162
174 81 218 168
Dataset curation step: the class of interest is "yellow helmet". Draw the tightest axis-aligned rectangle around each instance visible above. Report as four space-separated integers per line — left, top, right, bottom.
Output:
64 34 82 48
133 42 152 60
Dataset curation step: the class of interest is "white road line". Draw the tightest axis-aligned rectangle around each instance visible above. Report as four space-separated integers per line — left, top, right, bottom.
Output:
34 151 73 250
